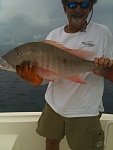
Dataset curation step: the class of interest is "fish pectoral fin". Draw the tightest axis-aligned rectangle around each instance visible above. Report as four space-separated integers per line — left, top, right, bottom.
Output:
66 75 86 84
37 67 59 80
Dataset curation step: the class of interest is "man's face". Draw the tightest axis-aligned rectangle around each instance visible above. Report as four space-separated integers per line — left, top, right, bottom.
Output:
64 0 92 26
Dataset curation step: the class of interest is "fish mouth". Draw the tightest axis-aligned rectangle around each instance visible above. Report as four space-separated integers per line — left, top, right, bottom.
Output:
0 57 15 72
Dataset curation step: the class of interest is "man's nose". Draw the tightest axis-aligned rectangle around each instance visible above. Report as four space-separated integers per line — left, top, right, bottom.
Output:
75 5 81 11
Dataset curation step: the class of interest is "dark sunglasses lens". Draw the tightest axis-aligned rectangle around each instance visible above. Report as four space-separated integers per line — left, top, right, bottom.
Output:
67 2 77 9
67 1 91 9
81 2 91 9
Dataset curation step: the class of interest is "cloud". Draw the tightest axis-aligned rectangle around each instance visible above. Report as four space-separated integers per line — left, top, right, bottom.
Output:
0 0 113 53
92 0 113 31
0 0 66 52
0 0 65 27
33 34 45 41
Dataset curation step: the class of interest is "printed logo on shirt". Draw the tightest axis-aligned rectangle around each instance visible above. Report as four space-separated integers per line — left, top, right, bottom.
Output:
82 41 95 47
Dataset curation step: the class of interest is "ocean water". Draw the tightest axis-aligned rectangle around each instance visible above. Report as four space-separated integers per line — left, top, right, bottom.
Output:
0 69 113 113
0 70 47 112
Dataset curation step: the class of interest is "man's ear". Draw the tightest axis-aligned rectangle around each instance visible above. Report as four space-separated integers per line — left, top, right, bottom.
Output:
89 5 93 12
63 5 67 14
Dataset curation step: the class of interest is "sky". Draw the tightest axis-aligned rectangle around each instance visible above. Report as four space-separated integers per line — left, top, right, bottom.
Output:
0 0 113 53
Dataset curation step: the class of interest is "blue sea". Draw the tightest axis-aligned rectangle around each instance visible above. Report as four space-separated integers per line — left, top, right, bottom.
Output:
0 69 113 113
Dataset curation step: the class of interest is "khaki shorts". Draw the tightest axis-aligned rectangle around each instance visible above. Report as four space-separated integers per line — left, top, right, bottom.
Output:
36 103 104 150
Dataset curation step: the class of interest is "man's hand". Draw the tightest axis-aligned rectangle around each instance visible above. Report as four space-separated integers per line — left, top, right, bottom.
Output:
16 61 43 86
93 56 113 77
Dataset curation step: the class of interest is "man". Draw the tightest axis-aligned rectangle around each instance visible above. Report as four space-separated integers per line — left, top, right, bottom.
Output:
16 0 113 150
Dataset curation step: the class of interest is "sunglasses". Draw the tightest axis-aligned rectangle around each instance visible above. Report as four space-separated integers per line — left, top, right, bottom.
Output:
67 1 91 9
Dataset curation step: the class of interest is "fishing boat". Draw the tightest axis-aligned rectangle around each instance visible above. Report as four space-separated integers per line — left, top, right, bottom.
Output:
0 112 113 150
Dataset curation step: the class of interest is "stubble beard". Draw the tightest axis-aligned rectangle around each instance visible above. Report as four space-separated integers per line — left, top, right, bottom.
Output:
72 17 83 25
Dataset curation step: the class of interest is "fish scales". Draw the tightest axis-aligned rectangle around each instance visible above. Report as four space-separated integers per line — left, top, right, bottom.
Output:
31 42 95 78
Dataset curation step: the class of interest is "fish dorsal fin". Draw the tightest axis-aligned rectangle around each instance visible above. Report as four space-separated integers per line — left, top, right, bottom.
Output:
42 40 95 60
42 40 68 51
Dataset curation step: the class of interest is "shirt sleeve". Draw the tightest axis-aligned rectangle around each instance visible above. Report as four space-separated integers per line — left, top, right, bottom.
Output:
103 28 113 59
45 30 56 40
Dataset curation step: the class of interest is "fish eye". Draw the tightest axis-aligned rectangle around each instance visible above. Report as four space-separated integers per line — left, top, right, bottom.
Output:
15 51 21 56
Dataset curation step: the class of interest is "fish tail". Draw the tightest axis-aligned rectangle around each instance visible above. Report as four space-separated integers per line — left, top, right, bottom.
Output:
100 65 113 82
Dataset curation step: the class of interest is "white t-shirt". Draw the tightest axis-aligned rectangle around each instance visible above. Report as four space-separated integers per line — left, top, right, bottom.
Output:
45 22 113 117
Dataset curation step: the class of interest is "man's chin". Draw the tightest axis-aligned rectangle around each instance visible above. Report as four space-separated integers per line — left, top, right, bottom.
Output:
72 18 83 25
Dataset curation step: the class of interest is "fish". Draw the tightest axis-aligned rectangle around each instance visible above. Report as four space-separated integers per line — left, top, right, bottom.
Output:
0 40 113 84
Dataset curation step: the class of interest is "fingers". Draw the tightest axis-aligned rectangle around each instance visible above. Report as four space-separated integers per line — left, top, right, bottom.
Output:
16 65 23 76
16 61 37 80
16 61 43 86
16 62 28 78
94 56 113 68
32 62 38 74
94 56 113 77
22 62 36 79
108 60 113 67
93 70 104 77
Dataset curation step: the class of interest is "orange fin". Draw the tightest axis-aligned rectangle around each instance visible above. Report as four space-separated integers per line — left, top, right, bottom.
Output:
37 67 59 80
66 75 86 84
37 67 86 84
42 40 95 60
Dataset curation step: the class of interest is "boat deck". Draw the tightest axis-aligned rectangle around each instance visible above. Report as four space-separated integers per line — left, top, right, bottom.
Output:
0 112 113 150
